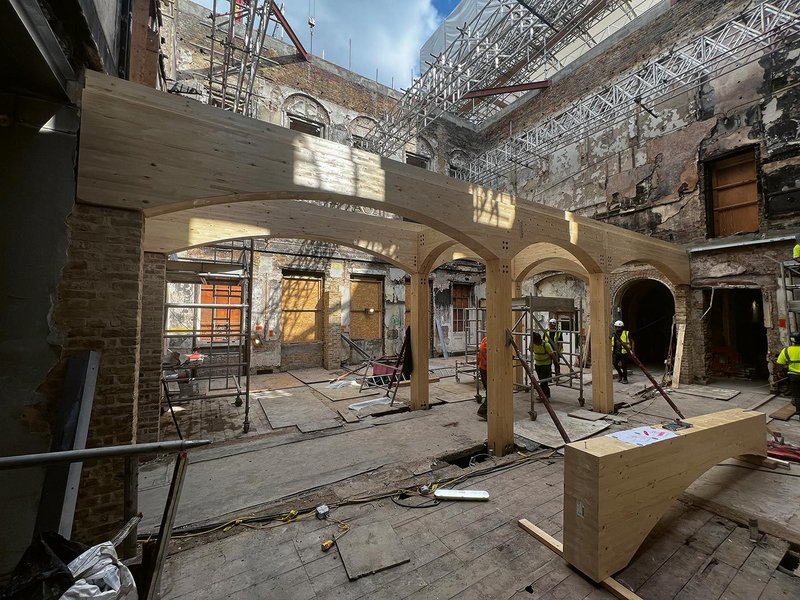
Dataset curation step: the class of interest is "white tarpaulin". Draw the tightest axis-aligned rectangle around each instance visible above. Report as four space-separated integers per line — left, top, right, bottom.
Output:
59 542 137 600
420 0 493 65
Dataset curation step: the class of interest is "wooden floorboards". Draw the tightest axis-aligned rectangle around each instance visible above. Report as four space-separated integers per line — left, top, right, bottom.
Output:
160 451 799 600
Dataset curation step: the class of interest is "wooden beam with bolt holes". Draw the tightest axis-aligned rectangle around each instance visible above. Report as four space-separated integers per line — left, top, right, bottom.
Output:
517 519 643 600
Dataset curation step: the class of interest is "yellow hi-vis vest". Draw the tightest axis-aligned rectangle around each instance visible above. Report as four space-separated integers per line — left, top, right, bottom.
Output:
778 345 800 375
531 341 554 366
611 330 630 354
794 243 800 260
544 329 562 349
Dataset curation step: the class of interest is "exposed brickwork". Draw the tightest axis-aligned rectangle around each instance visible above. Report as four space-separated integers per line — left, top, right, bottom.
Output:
138 252 166 443
44 203 144 544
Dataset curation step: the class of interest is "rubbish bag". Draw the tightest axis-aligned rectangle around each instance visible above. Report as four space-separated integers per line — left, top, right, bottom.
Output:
58 542 137 600
1 532 87 600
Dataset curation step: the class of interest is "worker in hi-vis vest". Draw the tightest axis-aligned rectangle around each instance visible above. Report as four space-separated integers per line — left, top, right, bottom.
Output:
476 337 489 420
544 318 562 376
611 320 632 384
777 331 800 417
530 331 556 399
794 234 800 263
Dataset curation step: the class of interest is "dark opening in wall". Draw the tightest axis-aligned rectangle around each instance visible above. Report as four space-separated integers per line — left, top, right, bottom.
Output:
706 288 768 380
620 279 675 367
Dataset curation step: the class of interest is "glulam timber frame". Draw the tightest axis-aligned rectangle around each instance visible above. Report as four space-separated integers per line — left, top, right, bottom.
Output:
521 409 767 590
77 71 690 456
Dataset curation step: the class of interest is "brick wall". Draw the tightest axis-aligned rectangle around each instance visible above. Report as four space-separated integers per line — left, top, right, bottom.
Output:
44 203 144 543
137 252 166 443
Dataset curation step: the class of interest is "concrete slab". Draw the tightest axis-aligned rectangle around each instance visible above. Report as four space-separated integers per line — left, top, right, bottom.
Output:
669 384 740 400
246 372 304 391
289 367 342 384
336 521 410 580
309 381 381 402
297 419 342 433
255 388 338 429
567 408 606 421
514 411 609 449
432 380 481 403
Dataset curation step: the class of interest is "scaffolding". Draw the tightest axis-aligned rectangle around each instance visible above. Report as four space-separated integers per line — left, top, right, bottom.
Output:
455 296 585 414
464 0 800 185
363 0 800 185
364 0 652 155
161 240 255 435
206 1 312 116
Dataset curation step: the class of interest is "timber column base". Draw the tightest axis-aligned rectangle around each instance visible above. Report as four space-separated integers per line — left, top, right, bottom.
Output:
563 408 766 582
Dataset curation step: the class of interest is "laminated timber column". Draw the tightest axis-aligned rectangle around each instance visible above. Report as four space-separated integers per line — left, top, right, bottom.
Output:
589 273 613 413
486 258 514 456
408 272 430 410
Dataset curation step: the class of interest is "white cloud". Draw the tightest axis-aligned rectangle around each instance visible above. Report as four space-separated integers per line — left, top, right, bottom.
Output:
194 1 441 89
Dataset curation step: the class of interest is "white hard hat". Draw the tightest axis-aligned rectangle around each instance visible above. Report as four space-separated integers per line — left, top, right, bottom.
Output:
614 320 624 327
548 318 557 325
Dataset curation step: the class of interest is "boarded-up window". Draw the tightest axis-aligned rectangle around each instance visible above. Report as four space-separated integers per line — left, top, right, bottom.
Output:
406 152 429 170
200 284 242 343
709 151 759 237
288 115 324 137
282 274 322 342
452 284 471 333
350 277 382 340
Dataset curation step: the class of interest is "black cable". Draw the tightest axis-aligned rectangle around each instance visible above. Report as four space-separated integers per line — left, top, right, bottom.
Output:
141 451 560 539
391 494 439 509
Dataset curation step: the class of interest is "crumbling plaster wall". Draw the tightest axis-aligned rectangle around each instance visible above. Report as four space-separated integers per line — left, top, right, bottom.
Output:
471 0 800 383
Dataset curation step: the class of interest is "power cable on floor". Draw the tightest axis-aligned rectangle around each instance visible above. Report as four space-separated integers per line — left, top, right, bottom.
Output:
151 449 559 540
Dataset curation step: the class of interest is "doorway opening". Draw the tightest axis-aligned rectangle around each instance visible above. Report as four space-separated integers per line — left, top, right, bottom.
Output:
706 288 768 380
619 279 675 367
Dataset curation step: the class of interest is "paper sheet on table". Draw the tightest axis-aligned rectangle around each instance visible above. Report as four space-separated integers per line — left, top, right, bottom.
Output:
608 426 677 446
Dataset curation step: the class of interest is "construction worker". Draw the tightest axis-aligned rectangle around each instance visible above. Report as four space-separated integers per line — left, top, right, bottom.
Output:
611 320 631 384
794 234 800 263
544 318 563 376
477 336 489 420
530 331 556 398
777 331 800 417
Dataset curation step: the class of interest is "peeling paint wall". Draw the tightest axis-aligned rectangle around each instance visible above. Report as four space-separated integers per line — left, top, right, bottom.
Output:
475 0 800 383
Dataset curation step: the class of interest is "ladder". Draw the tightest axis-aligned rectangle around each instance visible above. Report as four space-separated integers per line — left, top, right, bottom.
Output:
781 261 800 336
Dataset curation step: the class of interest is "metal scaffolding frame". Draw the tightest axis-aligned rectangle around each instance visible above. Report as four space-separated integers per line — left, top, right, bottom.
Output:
466 0 800 184
207 0 275 116
162 240 255 434
364 0 655 155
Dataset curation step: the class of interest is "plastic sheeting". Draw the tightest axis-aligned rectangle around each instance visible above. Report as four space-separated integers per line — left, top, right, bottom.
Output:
420 0 493 65
59 543 137 600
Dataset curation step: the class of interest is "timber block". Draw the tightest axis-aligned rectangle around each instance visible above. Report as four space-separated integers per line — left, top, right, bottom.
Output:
563 408 766 582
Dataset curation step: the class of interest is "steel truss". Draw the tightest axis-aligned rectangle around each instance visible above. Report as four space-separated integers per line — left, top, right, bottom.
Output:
466 0 800 185
364 0 651 155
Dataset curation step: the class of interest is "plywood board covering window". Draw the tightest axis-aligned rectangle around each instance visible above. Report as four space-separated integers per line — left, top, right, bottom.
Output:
709 151 759 237
350 277 383 340
282 274 323 342
452 283 471 333
200 284 242 342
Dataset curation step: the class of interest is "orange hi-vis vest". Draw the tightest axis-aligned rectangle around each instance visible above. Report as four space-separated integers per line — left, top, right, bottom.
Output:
477 337 488 370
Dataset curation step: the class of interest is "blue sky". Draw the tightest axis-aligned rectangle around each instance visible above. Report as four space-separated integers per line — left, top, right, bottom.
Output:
196 1 461 89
